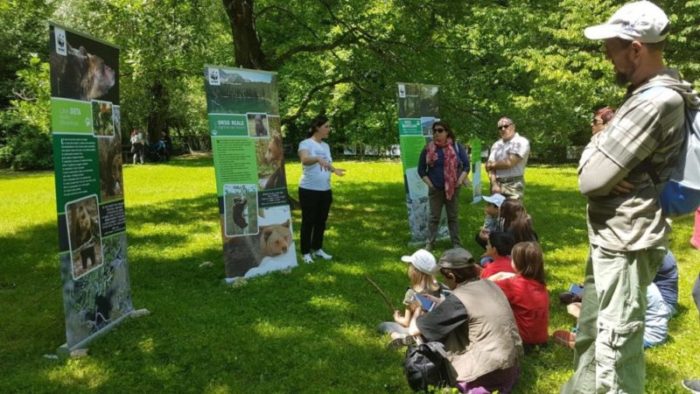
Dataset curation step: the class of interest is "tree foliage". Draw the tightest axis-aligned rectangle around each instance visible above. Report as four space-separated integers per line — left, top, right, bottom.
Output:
2 0 700 168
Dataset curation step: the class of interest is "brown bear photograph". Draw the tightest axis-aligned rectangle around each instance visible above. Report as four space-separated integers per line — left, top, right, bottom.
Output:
50 25 119 104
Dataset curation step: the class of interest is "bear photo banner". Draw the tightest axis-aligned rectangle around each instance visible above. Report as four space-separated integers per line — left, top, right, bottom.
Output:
397 83 448 244
49 23 136 353
204 66 297 281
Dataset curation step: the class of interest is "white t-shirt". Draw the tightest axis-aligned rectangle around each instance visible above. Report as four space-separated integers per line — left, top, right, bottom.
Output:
298 138 332 191
488 133 530 178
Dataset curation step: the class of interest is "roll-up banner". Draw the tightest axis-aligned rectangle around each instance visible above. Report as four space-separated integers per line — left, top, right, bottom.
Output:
49 23 138 354
470 137 483 203
204 66 297 281
396 83 448 245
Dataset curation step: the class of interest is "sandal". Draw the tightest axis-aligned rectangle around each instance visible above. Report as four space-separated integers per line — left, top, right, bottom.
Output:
552 330 576 349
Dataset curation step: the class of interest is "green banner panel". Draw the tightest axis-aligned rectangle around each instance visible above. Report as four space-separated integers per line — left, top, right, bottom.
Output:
399 118 422 135
204 65 297 280
51 99 93 133
211 137 258 195
208 114 248 136
49 23 134 351
400 135 426 170
52 135 100 209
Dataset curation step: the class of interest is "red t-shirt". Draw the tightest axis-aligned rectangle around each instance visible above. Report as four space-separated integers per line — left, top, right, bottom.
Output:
495 275 549 345
480 255 515 279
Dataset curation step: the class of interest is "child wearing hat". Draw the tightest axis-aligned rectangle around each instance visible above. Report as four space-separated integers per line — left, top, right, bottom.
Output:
475 193 505 249
377 249 442 345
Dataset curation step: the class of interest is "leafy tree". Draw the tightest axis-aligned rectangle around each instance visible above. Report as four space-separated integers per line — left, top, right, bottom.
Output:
0 56 52 170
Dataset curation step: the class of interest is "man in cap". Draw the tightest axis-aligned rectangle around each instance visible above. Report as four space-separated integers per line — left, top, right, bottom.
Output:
564 2 700 393
486 117 530 200
407 248 523 393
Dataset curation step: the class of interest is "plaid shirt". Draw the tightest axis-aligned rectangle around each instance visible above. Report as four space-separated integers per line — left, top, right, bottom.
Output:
580 70 686 251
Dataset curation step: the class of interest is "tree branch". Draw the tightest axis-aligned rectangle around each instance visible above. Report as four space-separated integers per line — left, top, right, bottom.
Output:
269 32 358 69
281 75 353 126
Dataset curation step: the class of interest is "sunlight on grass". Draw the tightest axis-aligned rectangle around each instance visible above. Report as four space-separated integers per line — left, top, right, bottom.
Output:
47 359 110 389
304 272 338 285
2 157 699 393
308 294 354 312
329 264 369 276
253 320 307 338
203 383 232 394
138 337 155 354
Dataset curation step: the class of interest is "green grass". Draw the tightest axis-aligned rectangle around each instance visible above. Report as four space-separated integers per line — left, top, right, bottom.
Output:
1 157 698 393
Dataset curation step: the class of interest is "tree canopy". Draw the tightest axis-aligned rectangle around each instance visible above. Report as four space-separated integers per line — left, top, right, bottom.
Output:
1 0 699 169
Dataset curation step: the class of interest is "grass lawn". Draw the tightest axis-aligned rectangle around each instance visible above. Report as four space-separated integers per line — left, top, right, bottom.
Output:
1 155 698 393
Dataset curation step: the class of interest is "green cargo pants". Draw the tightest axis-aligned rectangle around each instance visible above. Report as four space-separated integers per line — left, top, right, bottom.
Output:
561 245 665 394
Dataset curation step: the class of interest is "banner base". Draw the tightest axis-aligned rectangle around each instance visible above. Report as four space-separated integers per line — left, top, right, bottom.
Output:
55 308 150 360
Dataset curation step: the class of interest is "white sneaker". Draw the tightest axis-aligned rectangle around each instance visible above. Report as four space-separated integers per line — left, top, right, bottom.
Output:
313 249 333 260
302 254 314 264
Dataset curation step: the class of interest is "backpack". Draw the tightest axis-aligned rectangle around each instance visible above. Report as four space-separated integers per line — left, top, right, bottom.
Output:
404 341 452 392
646 105 700 217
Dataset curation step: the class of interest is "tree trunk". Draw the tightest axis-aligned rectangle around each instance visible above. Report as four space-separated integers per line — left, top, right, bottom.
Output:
146 80 169 144
222 0 266 69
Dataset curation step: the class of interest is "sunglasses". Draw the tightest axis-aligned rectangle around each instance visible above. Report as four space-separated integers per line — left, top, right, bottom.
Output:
433 127 446 133
591 119 604 125
498 124 512 130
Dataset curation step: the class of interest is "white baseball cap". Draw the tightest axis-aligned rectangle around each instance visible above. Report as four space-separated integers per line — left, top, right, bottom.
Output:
482 193 506 208
401 249 438 275
584 1 669 43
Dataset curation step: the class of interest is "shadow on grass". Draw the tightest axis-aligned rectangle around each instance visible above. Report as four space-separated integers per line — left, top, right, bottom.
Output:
0 164 684 393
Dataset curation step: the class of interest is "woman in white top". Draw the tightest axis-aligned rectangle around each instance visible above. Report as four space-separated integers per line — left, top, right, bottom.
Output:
297 115 345 263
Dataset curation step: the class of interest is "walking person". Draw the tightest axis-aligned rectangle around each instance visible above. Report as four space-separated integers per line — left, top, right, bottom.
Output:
485 117 530 200
563 2 700 393
417 121 469 250
297 115 345 264
130 128 145 164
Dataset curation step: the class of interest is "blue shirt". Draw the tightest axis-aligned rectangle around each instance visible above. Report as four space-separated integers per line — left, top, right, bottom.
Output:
417 143 469 189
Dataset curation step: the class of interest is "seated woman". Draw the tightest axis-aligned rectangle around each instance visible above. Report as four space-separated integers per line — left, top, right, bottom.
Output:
500 199 538 244
489 241 549 349
408 248 523 393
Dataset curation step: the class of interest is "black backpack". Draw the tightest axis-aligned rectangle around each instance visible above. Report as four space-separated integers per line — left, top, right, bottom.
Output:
404 341 452 392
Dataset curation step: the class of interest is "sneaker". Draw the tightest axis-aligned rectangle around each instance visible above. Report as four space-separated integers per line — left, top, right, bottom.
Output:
302 254 314 264
683 379 700 393
387 335 416 349
552 330 576 349
313 249 333 260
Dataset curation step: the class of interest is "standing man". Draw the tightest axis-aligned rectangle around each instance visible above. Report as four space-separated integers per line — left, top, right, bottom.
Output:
563 2 699 393
485 117 530 200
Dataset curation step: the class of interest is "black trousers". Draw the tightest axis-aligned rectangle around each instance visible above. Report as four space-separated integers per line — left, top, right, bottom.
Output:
299 187 333 254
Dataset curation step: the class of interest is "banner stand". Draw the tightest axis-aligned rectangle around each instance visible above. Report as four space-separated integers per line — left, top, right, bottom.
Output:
49 23 137 357
55 308 150 359
204 65 297 280
396 82 450 245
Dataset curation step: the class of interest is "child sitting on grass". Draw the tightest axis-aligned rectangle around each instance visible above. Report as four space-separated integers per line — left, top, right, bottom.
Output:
489 241 549 348
377 249 442 347
480 231 516 279
475 193 506 249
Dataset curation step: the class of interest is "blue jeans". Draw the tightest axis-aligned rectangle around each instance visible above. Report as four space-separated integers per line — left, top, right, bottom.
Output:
561 245 665 394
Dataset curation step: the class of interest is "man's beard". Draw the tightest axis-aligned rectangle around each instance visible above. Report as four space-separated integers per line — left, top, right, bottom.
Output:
614 70 630 86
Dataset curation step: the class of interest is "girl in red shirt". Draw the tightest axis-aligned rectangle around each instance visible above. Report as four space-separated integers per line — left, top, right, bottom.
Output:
492 241 549 347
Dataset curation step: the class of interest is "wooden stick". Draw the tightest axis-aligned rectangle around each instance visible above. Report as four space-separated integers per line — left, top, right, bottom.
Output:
365 275 396 312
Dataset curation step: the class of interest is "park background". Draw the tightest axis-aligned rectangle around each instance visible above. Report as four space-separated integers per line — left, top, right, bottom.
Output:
1 0 700 168
1 0 700 392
